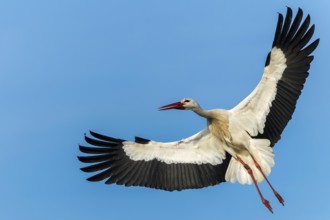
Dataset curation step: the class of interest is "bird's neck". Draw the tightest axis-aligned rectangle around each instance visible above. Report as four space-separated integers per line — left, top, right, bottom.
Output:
192 107 214 119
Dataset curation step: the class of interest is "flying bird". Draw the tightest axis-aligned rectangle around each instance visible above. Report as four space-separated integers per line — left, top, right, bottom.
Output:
78 7 319 213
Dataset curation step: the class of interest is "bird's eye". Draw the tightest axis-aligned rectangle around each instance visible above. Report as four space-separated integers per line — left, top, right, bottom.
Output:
184 100 190 103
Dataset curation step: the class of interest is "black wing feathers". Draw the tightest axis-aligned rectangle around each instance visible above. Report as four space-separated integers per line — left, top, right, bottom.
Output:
78 131 231 191
278 7 293 45
77 8 319 190
272 13 283 47
283 9 303 48
255 7 319 146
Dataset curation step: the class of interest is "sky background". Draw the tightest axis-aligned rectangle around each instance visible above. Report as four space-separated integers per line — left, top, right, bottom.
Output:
1 0 329 219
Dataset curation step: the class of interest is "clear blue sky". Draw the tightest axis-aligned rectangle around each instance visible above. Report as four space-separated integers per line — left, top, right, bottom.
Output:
1 0 329 219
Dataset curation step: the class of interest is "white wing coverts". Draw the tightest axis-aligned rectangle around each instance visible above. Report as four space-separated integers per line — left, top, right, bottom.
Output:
231 8 319 146
78 131 231 191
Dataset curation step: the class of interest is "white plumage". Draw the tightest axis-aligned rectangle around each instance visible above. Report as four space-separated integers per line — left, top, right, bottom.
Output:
78 8 319 213
225 139 274 184
123 129 226 165
231 48 287 136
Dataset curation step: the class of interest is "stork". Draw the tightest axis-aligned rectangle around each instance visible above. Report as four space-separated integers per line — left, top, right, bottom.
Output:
78 7 319 213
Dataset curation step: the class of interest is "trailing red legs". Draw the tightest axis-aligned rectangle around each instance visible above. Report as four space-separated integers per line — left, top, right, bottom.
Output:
249 155 285 206
236 155 273 213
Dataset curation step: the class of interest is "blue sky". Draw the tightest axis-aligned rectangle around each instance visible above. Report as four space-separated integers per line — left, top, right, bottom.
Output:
1 0 329 219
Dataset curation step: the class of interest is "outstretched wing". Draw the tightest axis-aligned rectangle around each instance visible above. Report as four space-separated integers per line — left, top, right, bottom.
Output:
78 130 231 191
230 7 319 146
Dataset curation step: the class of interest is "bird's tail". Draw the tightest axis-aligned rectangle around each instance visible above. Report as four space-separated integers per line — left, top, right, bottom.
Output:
225 139 274 185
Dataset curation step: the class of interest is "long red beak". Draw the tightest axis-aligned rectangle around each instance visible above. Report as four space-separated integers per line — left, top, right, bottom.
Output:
159 101 185 110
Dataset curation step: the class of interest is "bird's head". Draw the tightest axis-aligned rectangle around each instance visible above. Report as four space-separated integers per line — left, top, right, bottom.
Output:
159 98 200 111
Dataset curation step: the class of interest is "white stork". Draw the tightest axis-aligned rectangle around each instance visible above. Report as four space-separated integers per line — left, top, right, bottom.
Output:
78 8 319 213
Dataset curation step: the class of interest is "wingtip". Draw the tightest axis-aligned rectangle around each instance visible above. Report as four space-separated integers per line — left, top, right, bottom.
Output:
87 176 103 182
80 166 94 173
80 167 88 172
285 7 293 21
77 156 84 162
89 130 103 138
286 6 293 13
297 8 303 21
86 177 97 182
78 145 85 152
314 38 321 48
277 12 284 22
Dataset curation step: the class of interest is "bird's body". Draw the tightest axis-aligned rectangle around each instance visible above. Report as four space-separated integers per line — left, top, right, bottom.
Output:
158 100 275 185
78 7 319 213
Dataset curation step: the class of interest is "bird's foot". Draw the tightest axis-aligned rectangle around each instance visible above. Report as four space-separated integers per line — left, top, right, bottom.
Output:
274 191 284 206
262 198 273 213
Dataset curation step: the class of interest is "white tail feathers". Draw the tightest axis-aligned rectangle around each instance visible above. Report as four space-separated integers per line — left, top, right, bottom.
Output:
225 139 275 185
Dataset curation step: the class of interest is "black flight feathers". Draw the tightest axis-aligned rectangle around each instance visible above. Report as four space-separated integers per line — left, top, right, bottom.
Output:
77 7 319 190
257 7 319 146
78 131 231 191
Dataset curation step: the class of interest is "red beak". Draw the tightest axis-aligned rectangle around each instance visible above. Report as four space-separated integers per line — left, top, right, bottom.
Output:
159 101 185 110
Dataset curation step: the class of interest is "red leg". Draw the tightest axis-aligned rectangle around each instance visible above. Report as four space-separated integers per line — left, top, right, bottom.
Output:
249 155 285 206
236 155 273 213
